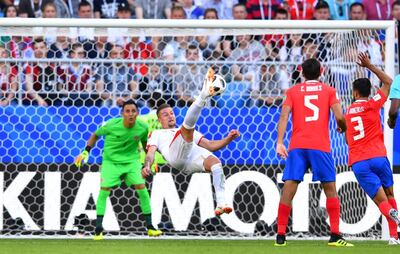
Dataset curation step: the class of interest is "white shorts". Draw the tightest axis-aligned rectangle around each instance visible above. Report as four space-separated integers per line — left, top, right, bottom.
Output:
168 133 214 174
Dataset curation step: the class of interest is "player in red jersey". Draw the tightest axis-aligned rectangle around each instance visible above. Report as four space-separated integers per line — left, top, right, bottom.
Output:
275 58 351 247
345 52 400 245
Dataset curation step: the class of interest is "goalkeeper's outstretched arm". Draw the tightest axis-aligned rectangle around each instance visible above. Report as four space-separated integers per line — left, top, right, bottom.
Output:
74 133 99 167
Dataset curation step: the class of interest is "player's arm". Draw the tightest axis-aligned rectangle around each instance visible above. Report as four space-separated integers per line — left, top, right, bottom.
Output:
142 146 157 178
357 52 393 97
331 103 347 133
198 129 240 152
74 133 98 168
388 99 400 129
276 105 291 159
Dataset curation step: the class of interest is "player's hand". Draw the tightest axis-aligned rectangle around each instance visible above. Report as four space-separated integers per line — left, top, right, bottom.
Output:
356 52 371 68
277 143 288 160
388 117 396 129
227 129 240 140
142 166 152 178
75 151 89 168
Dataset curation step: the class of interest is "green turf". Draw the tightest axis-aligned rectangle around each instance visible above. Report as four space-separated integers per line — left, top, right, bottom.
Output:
0 239 399 254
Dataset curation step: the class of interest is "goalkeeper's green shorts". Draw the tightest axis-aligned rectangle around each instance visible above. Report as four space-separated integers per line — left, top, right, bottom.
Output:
101 160 144 188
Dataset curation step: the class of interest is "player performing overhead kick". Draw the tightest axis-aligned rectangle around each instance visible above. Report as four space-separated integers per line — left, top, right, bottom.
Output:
142 68 240 216
345 52 400 245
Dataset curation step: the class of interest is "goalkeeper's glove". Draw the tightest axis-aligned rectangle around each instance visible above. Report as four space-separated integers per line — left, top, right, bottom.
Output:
75 150 89 168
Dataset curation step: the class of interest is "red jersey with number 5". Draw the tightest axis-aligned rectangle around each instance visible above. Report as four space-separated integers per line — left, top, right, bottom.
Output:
345 90 387 165
283 80 340 152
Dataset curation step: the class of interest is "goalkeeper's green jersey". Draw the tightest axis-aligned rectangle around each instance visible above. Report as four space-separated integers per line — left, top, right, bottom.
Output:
138 111 167 165
95 117 148 163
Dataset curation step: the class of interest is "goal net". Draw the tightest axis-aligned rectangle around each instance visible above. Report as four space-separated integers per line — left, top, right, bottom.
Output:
0 19 396 239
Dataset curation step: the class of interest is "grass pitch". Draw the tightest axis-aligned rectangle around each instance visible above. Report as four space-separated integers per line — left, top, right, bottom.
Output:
0 239 399 254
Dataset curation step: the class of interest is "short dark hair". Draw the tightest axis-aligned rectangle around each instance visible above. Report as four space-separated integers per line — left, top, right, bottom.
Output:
78 0 92 10
203 8 219 19
156 103 172 116
315 1 330 10
122 100 138 111
233 3 246 10
353 78 371 98
274 8 289 18
33 37 46 47
171 6 186 18
301 58 321 80
350 2 364 11
69 42 83 54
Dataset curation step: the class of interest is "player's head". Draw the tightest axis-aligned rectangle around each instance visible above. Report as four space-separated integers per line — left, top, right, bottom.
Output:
352 78 371 99
301 58 321 80
122 100 139 126
156 104 176 129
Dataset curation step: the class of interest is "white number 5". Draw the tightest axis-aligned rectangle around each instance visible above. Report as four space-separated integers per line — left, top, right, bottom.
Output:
351 116 365 141
304 95 319 122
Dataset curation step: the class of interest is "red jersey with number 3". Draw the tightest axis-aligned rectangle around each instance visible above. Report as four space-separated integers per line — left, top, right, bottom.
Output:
345 90 387 166
283 80 340 152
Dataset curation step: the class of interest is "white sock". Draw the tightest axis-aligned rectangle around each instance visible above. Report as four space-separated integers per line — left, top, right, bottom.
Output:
211 163 225 207
182 96 206 129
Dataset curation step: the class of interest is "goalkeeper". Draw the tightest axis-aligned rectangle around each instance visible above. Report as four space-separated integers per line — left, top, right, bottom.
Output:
74 100 162 240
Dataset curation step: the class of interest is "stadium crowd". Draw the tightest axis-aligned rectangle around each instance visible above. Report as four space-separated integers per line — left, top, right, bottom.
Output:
0 0 397 107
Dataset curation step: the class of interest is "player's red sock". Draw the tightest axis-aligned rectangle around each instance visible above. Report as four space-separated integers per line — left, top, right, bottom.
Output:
387 198 399 239
277 202 291 235
326 197 340 235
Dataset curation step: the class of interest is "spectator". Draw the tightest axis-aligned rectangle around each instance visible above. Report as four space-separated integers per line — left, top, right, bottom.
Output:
57 43 93 106
251 61 289 107
219 3 247 59
18 0 45 17
279 33 303 84
392 0 400 20
71 1 95 42
302 39 319 60
51 0 72 18
349 2 366 20
47 36 70 59
124 36 156 76
195 8 221 60
313 1 331 20
263 8 290 56
135 0 171 19
94 0 127 18
170 5 186 19
228 34 267 84
41 1 58 17
3 4 18 17
175 44 208 107
84 36 113 60
325 0 360 20
363 0 394 20
246 0 281 20
94 44 139 106
180 0 204 19
203 0 238 19
281 0 315 20
0 44 18 106
162 36 193 62
24 38 60 106
108 2 132 46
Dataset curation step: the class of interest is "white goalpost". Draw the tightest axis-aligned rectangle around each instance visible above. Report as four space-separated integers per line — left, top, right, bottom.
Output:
0 18 396 239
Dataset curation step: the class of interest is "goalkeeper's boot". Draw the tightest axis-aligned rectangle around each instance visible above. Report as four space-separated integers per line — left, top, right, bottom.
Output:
388 237 400 245
201 68 216 99
93 227 104 241
274 234 287 247
389 209 400 227
328 234 354 247
147 225 163 237
215 205 233 216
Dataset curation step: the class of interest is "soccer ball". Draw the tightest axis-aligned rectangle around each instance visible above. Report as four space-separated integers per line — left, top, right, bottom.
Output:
210 74 226 96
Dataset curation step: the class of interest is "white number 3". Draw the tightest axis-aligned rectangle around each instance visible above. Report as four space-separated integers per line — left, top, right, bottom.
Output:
304 95 319 122
351 116 365 141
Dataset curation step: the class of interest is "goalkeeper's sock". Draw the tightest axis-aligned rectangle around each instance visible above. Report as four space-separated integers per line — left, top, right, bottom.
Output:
379 200 398 239
143 214 154 230
182 96 206 130
95 216 104 234
277 202 291 235
136 188 152 215
96 189 111 216
326 197 340 235
211 163 226 206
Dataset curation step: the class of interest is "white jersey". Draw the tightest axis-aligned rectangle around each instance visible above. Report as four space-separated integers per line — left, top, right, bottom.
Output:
147 128 213 173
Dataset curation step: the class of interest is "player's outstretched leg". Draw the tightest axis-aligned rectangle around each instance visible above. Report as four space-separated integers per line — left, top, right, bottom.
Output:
94 188 111 240
182 68 216 131
135 187 162 237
